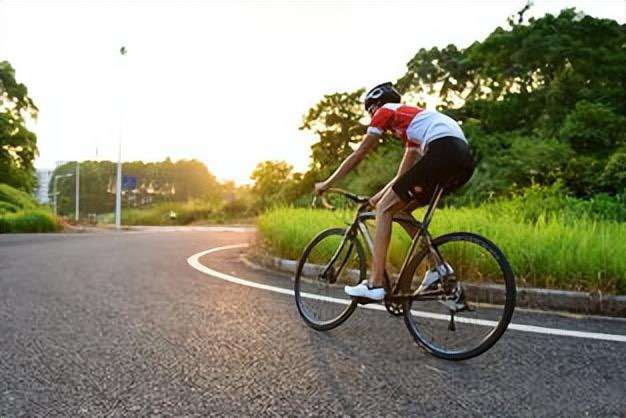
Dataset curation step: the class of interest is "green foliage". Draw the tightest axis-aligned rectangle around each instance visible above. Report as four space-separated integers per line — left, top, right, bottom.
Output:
0 209 60 233
0 183 38 210
111 200 215 225
400 8 626 128
457 134 573 201
403 9 626 198
489 183 625 223
602 151 626 193
0 61 38 192
0 201 19 214
99 197 251 226
562 154 606 197
51 158 224 217
288 8 626 207
559 101 626 153
257 205 626 294
300 90 367 177
250 160 300 210
0 183 61 233
340 140 403 196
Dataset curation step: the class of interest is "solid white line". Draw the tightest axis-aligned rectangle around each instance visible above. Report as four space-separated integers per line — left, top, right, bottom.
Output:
187 243 626 343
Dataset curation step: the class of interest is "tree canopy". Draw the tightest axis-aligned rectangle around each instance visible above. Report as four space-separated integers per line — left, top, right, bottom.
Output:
0 61 38 192
51 158 223 216
294 7 626 202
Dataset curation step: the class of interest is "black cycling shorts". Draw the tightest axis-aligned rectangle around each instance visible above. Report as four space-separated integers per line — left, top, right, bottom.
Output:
392 136 475 205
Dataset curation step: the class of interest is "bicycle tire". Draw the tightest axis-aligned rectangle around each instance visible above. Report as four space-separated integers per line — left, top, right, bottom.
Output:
403 232 516 360
294 227 366 331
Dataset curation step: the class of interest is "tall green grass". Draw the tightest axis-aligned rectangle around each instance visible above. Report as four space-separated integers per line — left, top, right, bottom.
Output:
0 183 61 233
0 183 38 211
257 207 626 294
0 209 61 233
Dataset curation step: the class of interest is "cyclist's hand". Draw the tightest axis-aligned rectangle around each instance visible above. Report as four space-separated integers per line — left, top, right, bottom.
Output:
314 181 329 195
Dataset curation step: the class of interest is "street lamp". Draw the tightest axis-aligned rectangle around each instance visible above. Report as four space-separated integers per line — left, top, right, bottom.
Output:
115 45 127 230
75 161 80 222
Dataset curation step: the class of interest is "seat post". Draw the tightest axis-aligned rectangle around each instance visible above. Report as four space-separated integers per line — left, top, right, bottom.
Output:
421 185 444 230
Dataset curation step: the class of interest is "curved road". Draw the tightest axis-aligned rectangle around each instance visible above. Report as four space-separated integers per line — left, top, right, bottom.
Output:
1 228 624 417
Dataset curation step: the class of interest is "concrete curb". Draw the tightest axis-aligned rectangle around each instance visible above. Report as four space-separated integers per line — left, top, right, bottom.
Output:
249 252 626 318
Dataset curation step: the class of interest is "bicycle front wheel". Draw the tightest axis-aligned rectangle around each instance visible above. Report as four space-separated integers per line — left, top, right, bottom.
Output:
403 232 516 360
295 228 366 331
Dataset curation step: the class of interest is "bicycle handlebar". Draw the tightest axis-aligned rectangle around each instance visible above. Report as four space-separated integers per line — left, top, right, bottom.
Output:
312 188 371 211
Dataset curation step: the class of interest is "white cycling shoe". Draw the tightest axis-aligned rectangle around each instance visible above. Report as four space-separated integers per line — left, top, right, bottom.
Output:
344 282 385 300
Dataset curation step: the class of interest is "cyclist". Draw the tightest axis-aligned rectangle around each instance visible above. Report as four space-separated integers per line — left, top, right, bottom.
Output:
314 82 474 300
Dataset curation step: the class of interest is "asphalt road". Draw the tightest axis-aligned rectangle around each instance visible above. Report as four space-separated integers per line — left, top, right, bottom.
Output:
1 228 624 417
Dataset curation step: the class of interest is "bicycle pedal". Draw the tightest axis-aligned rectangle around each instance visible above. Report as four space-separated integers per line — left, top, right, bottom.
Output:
353 297 381 305
440 299 473 312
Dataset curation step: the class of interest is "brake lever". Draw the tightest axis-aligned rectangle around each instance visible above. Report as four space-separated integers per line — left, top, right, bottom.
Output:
320 195 336 210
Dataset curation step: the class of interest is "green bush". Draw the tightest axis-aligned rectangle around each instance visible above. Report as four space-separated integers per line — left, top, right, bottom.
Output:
0 201 19 214
563 155 606 197
0 183 38 210
559 101 626 152
455 135 574 203
100 198 252 226
118 200 214 225
602 151 626 194
0 210 61 233
490 183 626 223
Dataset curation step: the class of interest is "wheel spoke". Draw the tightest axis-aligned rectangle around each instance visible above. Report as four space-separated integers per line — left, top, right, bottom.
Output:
404 233 515 360
295 228 365 330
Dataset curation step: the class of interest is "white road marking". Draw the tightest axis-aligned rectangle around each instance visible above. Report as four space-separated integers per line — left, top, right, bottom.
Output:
187 243 626 343
131 226 255 233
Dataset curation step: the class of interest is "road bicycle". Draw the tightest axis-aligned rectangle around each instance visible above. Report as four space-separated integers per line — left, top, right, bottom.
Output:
294 187 516 360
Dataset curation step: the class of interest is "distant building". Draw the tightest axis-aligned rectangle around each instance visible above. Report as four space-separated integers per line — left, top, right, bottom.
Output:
36 169 53 204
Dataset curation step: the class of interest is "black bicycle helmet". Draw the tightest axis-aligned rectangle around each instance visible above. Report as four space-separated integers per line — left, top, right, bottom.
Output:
364 82 401 114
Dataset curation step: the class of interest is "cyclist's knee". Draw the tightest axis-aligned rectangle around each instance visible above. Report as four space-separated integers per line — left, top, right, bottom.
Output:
377 190 402 216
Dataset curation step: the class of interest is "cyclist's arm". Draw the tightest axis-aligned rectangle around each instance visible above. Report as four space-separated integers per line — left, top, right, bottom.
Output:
316 133 379 192
370 146 420 206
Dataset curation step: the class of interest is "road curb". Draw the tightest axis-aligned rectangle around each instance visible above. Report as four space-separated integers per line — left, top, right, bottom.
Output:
249 251 626 318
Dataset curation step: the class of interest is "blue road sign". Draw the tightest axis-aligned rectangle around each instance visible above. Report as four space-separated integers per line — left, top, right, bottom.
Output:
122 175 137 191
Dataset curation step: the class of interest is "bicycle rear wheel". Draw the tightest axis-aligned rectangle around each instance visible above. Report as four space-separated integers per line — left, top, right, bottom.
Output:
403 232 516 360
295 228 366 331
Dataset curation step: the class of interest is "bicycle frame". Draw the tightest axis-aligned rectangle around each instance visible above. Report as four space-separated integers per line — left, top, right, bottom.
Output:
335 185 448 303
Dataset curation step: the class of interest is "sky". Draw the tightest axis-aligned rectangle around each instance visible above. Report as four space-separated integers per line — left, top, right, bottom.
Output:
1 0 625 184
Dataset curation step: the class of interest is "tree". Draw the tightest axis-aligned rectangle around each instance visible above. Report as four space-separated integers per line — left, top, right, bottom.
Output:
0 61 38 192
398 8 626 136
396 7 626 198
50 158 224 216
292 7 626 205
250 160 299 210
300 90 368 177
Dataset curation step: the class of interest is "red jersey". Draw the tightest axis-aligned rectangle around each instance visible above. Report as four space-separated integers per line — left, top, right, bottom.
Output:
366 103 423 148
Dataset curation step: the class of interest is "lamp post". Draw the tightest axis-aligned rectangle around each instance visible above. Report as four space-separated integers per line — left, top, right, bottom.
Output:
115 45 127 230
75 161 80 222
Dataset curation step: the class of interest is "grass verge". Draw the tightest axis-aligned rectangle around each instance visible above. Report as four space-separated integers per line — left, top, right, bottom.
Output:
98 199 250 226
257 207 626 294
0 209 61 233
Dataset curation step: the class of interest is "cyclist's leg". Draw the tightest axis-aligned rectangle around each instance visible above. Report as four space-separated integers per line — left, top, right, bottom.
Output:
370 188 410 288
395 200 422 238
